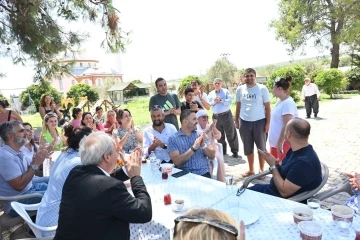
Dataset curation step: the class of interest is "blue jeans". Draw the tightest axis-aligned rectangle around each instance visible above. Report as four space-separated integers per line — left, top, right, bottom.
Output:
8 182 48 217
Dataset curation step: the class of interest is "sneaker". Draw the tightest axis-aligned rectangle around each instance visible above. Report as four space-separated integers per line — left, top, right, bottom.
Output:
314 114 318 118
232 152 238 158
306 115 311 119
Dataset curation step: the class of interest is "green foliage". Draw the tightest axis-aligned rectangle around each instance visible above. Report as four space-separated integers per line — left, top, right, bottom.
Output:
350 53 360 68
339 56 352 67
268 65 306 102
66 84 99 105
271 0 360 68
0 0 129 82
20 82 62 111
315 69 348 98
308 69 323 82
93 77 116 99
177 75 201 98
345 68 360 89
205 57 237 88
131 79 143 84
0 92 7 102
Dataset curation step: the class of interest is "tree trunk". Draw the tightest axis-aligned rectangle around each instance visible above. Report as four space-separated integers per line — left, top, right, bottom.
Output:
331 43 340 68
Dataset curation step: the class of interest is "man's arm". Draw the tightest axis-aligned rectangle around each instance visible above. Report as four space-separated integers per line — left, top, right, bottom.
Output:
169 149 195 166
207 91 215 105
221 90 232 106
8 168 36 192
199 93 211 110
301 86 306 100
270 168 301 198
173 94 181 116
202 145 215 160
111 168 129 182
314 84 321 98
264 102 271 133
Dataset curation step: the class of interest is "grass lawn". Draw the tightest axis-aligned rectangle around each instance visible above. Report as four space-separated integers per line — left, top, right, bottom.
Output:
21 92 360 128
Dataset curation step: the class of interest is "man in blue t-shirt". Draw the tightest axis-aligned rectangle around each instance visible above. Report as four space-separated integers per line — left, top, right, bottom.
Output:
249 118 322 199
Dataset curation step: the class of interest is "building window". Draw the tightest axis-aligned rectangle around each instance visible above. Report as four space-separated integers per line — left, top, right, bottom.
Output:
59 79 64 91
71 80 76 85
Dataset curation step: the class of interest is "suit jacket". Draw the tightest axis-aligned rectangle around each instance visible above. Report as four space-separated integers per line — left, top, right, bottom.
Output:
54 165 152 240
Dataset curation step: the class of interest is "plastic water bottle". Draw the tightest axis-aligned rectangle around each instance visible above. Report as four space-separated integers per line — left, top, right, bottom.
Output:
149 151 158 172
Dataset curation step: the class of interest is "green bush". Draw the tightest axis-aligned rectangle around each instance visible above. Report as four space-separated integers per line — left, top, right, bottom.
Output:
20 82 62 111
267 65 306 102
345 67 360 90
315 69 348 98
177 75 201 98
66 84 99 105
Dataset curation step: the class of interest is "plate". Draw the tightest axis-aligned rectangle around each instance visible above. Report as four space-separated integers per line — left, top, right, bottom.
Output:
228 206 260 226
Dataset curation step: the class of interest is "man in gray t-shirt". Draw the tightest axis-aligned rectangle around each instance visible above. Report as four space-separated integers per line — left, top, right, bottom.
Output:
149 78 181 130
0 121 51 215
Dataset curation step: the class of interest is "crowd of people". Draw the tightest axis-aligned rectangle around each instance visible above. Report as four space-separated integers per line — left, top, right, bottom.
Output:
0 66 358 240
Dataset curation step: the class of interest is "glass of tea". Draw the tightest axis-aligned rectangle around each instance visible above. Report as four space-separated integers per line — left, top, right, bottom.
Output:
164 193 172 205
161 168 168 179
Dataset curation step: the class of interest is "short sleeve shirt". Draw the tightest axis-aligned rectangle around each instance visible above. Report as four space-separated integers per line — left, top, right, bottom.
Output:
269 145 322 198
0 145 33 197
117 127 141 153
167 130 210 175
269 97 298 147
149 93 181 130
236 84 270 121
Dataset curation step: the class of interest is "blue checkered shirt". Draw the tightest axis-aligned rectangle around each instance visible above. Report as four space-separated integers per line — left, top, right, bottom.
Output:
167 129 210 176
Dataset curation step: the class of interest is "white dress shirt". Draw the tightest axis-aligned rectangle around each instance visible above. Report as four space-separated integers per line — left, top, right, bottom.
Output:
302 83 320 98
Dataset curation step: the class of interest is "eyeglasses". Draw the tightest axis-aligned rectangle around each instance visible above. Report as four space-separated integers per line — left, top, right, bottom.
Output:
174 215 238 237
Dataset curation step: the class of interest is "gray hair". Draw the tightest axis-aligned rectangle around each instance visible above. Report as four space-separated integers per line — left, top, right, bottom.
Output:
0 121 22 143
213 78 222 83
79 132 115 166
150 106 164 114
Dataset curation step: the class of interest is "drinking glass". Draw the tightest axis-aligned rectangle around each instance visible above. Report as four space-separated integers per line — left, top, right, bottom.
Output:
307 198 321 210
225 175 233 195
335 218 352 237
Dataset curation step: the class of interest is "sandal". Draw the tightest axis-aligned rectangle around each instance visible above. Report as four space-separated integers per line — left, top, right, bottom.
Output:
241 171 255 178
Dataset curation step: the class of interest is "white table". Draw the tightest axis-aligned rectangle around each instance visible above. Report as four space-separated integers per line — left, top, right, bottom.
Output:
130 162 359 240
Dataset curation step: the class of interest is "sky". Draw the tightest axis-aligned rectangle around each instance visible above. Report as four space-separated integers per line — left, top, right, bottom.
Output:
0 0 322 97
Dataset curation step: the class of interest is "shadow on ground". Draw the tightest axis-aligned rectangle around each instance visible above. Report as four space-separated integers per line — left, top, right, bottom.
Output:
223 155 246 166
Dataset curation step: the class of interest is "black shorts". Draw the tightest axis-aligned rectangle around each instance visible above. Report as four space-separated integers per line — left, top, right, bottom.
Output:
239 118 267 155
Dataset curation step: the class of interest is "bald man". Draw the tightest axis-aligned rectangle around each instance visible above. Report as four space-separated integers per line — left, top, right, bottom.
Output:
249 118 322 200
301 78 320 118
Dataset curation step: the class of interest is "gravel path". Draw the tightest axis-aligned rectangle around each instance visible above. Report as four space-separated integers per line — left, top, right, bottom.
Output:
223 95 360 208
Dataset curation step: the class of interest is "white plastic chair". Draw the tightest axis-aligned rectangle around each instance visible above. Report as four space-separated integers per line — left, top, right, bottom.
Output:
10 202 57 238
209 158 218 180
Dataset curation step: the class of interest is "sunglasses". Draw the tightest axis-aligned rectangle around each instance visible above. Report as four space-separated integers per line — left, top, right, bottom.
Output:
174 215 238 237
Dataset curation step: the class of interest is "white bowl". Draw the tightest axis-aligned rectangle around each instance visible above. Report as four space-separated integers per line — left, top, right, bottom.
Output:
160 163 173 173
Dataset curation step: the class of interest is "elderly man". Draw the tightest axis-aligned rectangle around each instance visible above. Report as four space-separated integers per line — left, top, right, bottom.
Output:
208 78 239 158
301 77 321 118
250 118 322 199
143 106 177 163
235 68 271 176
0 121 51 216
149 77 181 130
191 79 211 110
54 132 152 240
168 109 215 178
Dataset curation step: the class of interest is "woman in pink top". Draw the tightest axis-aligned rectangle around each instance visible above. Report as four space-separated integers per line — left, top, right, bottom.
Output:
102 109 120 135
196 110 225 182
69 107 82 128
81 112 104 132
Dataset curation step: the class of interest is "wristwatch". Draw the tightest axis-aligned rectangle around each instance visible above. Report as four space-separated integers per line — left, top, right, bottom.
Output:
162 144 167 149
269 165 277 171
190 146 197 152
31 164 39 171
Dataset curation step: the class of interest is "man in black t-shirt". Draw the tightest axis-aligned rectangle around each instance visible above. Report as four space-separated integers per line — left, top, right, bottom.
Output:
249 118 322 199
180 88 203 113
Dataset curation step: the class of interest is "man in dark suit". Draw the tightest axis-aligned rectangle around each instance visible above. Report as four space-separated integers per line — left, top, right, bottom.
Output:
54 132 152 240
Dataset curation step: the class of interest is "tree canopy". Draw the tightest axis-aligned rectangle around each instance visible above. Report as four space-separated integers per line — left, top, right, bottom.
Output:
315 69 348 97
177 75 201 98
0 0 128 81
67 83 99 105
271 0 360 68
205 56 237 88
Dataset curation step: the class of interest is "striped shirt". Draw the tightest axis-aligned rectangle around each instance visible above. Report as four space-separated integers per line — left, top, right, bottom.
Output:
167 129 210 175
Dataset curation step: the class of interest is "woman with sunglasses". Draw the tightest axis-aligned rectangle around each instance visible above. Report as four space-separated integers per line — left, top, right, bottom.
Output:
39 94 62 120
20 122 38 164
196 110 226 182
173 208 245 240
81 112 104 132
40 113 65 151
115 109 142 153
269 76 298 161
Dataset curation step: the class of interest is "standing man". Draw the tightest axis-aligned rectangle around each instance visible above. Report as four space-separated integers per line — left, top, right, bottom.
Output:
143 107 177 163
235 68 271 177
149 77 181 130
191 80 211 110
301 78 320 118
208 78 239 158
181 88 203 113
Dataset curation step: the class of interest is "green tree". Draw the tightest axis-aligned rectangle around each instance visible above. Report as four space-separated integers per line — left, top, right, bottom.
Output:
308 69 323 82
205 56 237 88
345 68 360 89
0 92 7 101
268 65 306 102
0 0 129 82
20 82 62 111
315 69 348 98
177 75 201 98
271 0 360 68
94 77 117 99
67 83 99 105
131 79 142 84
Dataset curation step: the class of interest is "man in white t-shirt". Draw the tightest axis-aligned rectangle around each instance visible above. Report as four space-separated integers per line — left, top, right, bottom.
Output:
235 68 271 177
301 78 320 118
191 80 211 110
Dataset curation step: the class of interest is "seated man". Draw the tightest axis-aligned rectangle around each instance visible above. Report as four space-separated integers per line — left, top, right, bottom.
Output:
180 87 203 113
143 107 177 163
251 118 322 199
168 109 215 178
0 121 51 216
54 132 152 240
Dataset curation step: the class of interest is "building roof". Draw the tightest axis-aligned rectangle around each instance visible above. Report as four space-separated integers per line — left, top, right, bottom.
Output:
133 83 151 89
107 82 151 92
